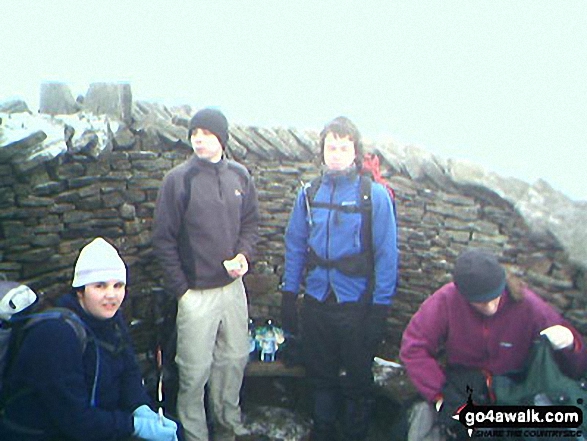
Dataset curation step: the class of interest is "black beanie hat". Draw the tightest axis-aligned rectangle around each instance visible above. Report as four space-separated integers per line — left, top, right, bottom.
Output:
453 248 506 302
188 108 229 148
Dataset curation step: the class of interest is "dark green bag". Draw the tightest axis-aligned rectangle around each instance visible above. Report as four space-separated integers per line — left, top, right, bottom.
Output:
493 337 587 438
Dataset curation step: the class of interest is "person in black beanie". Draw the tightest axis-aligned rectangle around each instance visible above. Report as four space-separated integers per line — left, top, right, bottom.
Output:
400 248 587 440
153 108 259 441
186 108 229 149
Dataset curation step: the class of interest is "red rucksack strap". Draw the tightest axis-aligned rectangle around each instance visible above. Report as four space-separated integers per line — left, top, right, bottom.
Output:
361 153 395 201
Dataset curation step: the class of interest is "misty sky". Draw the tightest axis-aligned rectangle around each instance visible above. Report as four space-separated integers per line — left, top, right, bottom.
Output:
1 1 586 200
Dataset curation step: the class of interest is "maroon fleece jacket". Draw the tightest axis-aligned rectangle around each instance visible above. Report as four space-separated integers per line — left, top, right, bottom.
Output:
400 282 587 402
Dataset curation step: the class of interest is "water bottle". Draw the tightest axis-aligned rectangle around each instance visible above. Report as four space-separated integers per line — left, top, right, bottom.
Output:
259 319 278 363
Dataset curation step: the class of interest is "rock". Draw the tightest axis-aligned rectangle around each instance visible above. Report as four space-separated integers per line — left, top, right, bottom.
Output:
242 406 311 441
0 99 31 114
448 159 587 270
39 82 80 115
132 101 186 147
113 126 136 151
84 82 132 124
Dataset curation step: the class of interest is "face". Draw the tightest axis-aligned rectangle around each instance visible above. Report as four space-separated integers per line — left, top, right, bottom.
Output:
191 128 223 163
470 296 501 316
323 133 356 171
77 280 126 320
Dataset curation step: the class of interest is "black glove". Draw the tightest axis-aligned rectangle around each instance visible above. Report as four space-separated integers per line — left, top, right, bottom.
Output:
438 366 489 438
365 304 389 352
280 291 303 367
280 291 298 335
281 333 304 367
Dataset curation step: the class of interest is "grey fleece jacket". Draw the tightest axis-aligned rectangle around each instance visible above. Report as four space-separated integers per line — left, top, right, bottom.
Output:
153 155 259 298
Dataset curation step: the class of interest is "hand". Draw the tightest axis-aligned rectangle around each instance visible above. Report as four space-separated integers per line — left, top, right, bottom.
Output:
133 405 178 440
280 291 298 335
540 325 574 350
223 253 249 278
133 413 178 441
133 404 158 420
160 415 179 441
365 304 389 351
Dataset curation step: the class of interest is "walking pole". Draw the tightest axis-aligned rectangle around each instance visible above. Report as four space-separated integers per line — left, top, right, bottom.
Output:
156 343 164 424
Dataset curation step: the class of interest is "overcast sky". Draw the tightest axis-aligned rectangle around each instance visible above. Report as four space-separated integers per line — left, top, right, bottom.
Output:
1 1 586 200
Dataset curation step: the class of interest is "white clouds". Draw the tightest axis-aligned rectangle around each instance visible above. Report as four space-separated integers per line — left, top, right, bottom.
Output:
1 0 586 200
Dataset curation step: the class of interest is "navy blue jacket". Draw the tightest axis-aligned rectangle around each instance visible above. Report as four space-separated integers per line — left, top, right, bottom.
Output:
283 170 398 305
1 293 149 440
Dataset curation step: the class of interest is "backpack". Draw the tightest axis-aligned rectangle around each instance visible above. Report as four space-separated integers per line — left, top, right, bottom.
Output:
1 308 91 395
492 337 587 439
0 305 103 439
302 153 398 300
0 282 94 410
180 159 250 216
361 152 396 210
0 281 38 395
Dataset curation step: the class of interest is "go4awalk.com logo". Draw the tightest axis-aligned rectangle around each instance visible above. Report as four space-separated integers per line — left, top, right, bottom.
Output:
453 390 584 438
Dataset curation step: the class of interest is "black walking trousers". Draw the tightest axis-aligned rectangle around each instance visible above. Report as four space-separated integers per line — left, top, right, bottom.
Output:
302 295 376 441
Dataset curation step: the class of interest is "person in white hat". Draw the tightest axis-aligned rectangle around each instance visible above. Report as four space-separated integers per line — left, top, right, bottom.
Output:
0 237 179 441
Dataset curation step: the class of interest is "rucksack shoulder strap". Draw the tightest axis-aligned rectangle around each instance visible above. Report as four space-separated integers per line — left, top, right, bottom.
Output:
358 174 374 267
359 174 372 206
305 175 369 214
305 176 322 204
181 164 201 219
22 307 88 353
1 307 93 413
181 160 251 219
226 160 251 182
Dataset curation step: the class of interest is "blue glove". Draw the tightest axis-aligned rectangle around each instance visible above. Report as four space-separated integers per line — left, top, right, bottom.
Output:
133 405 178 439
155 412 178 441
133 404 158 420
133 413 178 441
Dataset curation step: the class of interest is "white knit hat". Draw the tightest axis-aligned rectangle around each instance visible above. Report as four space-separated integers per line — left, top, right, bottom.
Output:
72 237 127 288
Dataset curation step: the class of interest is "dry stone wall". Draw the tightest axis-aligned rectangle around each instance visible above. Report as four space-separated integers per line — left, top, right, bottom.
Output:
1 84 586 357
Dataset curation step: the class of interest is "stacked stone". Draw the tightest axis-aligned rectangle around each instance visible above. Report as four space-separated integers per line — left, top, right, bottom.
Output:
1 84 585 359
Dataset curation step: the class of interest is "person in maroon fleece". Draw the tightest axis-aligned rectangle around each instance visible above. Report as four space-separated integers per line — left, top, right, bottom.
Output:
400 248 587 440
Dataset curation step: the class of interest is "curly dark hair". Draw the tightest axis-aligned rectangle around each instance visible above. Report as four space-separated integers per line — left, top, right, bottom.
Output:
319 116 363 170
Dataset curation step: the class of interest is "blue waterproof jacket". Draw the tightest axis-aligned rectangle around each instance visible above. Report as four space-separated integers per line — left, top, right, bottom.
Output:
0 293 149 440
283 170 398 305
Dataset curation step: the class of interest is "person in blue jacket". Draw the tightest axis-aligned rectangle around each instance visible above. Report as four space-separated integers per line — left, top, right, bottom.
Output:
0 237 179 441
281 116 398 441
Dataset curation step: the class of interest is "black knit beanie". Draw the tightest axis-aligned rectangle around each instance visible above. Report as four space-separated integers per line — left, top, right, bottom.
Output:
453 248 506 302
188 108 229 148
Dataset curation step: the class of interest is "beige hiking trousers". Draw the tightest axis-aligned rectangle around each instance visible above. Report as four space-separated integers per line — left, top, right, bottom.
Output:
176 278 250 441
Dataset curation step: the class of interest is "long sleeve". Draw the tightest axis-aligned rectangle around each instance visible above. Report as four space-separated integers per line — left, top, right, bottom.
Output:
370 183 398 305
400 292 450 402
152 168 190 299
401 285 587 402
283 188 310 294
117 321 152 411
236 172 260 260
10 320 135 440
